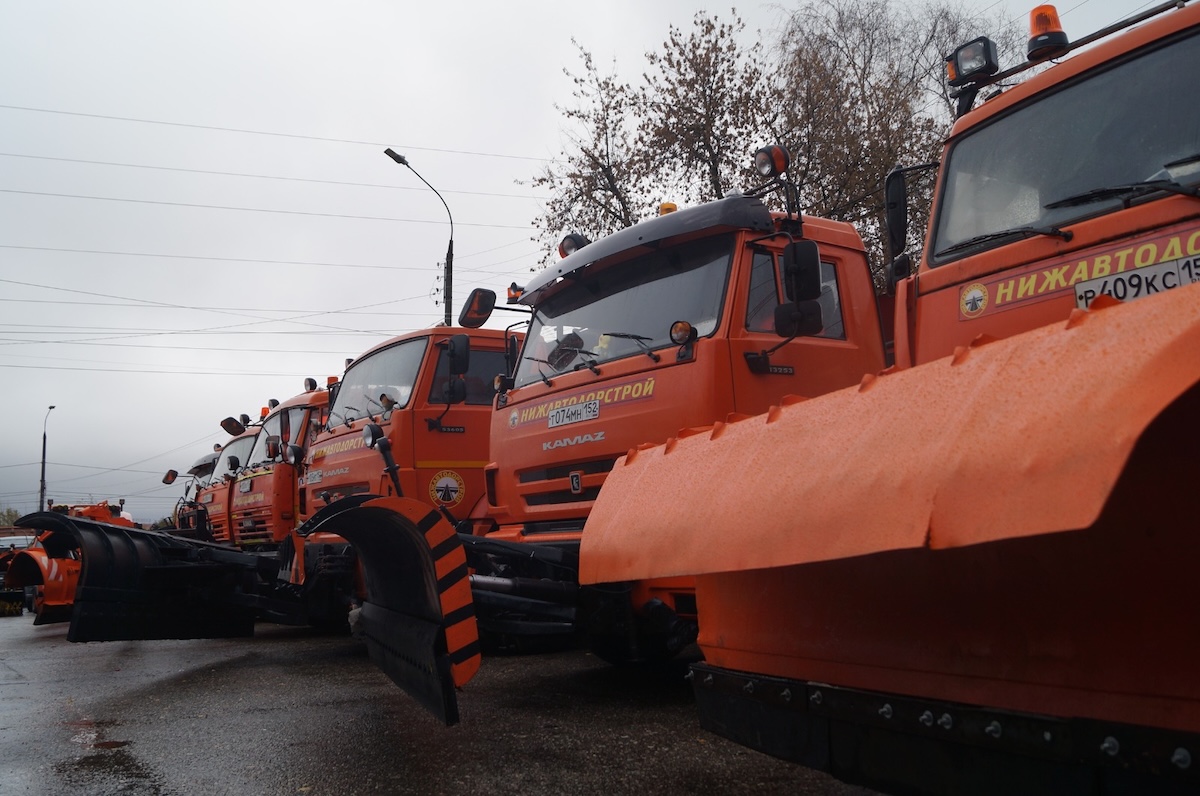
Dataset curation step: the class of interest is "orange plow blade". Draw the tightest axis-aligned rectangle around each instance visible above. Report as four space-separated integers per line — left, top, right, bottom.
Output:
299 496 480 725
581 284 1200 584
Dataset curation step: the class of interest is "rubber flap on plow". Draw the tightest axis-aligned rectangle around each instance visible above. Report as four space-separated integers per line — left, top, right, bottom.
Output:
299 496 480 725
581 284 1200 583
17 512 269 642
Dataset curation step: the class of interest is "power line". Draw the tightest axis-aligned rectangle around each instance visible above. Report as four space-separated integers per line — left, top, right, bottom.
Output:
0 152 551 200
0 189 532 230
0 363 329 376
0 105 553 163
0 238 537 270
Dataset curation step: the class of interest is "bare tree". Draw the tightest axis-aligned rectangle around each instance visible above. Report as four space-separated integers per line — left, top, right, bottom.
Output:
637 11 776 204
527 42 649 264
776 0 1023 280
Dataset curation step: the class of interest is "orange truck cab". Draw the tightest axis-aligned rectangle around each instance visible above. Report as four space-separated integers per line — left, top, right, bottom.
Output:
298 326 512 526
579 3 1200 794
165 450 219 537
228 382 330 548
197 419 261 544
452 179 888 663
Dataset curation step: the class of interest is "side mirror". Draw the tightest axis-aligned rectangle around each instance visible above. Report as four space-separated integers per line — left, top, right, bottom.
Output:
278 409 291 443
283 444 304 465
220 416 246 436
781 241 822 302
226 455 241 472
446 333 470 375
458 288 496 328
162 469 178 485
265 435 281 460
885 168 908 260
774 301 824 339
443 378 467 405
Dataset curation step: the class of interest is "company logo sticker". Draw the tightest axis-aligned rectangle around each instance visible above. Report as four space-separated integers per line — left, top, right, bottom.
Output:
510 376 655 429
955 225 1200 319
429 470 465 507
959 283 989 318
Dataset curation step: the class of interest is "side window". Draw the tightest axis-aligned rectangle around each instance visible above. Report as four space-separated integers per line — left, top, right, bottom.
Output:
745 250 845 340
746 251 780 332
816 261 845 340
427 349 508 405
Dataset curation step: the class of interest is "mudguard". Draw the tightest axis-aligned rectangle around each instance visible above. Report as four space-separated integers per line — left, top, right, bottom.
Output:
581 283 1200 582
298 495 480 726
17 512 269 642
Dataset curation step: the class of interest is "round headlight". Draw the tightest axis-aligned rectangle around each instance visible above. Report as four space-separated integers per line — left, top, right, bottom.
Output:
753 146 790 178
670 321 696 345
558 233 591 259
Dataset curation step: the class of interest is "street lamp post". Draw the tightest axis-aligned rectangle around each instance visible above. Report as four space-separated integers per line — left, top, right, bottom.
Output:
38 405 55 511
383 148 455 326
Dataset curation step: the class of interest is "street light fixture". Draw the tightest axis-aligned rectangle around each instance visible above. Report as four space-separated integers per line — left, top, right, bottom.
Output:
383 148 455 326
38 405 55 511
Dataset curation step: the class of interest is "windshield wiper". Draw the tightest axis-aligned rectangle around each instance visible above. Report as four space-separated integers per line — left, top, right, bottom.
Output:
363 396 386 421
601 331 661 363
1165 152 1200 170
522 357 555 386
1045 178 1200 209
571 350 602 375
937 225 1073 257
340 407 360 427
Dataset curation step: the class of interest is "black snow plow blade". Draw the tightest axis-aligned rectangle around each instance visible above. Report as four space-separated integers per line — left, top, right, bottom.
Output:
299 496 480 726
17 512 272 642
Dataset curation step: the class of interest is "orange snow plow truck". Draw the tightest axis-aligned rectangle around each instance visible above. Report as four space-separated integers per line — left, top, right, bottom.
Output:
333 144 897 723
39 328 511 694
6 501 135 624
581 3 1200 794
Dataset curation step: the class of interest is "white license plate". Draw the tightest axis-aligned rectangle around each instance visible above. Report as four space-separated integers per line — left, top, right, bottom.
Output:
1075 257 1200 308
547 400 600 429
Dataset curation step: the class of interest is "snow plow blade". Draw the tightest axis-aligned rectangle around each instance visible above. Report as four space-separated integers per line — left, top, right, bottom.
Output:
581 285 1200 583
299 496 480 726
17 512 267 642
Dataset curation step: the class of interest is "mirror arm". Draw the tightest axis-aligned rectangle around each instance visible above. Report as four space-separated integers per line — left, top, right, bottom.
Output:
426 403 452 431
744 334 797 374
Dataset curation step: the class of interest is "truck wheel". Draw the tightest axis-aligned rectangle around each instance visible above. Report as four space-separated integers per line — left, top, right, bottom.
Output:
586 597 698 665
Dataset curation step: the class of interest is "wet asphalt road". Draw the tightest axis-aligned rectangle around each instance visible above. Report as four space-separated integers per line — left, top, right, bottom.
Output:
0 615 877 796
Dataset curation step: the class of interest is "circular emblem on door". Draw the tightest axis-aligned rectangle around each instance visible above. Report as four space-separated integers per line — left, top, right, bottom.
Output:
429 470 465 507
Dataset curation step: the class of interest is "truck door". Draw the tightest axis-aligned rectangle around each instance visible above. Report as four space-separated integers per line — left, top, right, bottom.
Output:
410 343 508 519
728 247 886 417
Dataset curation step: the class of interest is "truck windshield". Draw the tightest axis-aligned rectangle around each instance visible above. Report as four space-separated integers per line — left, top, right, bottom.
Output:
246 406 309 466
931 31 1200 262
217 435 256 477
515 234 734 388
329 336 428 425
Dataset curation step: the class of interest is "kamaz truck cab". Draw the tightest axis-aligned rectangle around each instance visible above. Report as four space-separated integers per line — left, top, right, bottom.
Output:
454 150 890 663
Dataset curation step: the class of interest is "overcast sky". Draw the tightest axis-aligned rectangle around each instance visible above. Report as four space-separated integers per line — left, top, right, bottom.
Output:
0 0 1143 521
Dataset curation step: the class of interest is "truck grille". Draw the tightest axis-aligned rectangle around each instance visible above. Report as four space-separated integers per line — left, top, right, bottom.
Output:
517 457 617 510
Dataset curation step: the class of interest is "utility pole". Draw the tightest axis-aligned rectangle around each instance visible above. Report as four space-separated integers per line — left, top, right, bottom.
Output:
38 405 55 511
